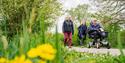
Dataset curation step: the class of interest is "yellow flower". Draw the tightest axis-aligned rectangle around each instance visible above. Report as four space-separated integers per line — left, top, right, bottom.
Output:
10 55 32 63
24 59 32 63
36 44 56 54
27 44 56 60
27 48 39 58
36 44 56 60
39 60 46 63
0 57 7 63
11 55 25 63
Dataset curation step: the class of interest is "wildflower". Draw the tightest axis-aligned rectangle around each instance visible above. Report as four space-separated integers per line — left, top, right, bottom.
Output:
39 60 46 63
36 44 56 60
10 55 25 63
24 59 32 63
27 48 39 58
27 44 56 60
0 57 7 63
10 55 32 63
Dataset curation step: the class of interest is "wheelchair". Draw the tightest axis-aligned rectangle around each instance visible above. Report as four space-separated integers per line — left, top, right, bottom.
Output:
87 28 111 49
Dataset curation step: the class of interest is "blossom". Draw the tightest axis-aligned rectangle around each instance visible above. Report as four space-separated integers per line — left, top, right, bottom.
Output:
36 44 56 60
27 44 56 60
27 48 39 58
39 60 46 63
0 57 7 63
10 55 32 63
24 59 32 63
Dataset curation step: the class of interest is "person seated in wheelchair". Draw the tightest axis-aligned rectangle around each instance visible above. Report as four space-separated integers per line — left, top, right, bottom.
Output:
88 19 107 45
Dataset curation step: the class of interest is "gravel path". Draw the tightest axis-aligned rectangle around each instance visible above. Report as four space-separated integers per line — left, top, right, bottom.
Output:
69 47 125 56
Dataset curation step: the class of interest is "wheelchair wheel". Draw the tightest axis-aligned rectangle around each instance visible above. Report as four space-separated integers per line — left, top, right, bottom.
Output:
96 42 100 49
106 43 111 49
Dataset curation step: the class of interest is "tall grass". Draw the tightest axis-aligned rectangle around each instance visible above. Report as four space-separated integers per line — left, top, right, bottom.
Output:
116 31 125 63
55 25 64 63
0 6 64 63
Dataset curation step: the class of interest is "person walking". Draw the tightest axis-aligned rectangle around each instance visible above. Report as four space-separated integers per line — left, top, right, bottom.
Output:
78 19 87 45
62 16 74 48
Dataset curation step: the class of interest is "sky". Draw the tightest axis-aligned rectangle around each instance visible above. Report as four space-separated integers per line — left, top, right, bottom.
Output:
51 0 98 33
60 0 90 10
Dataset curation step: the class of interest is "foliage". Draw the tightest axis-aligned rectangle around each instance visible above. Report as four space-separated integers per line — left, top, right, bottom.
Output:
0 26 64 63
68 4 90 22
64 51 125 63
0 0 62 37
91 0 125 24
72 27 79 46
67 0 125 48
0 44 56 63
0 0 125 63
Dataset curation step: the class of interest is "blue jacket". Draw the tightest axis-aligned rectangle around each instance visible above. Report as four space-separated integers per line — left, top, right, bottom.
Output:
62 20 74 35
89 23 101 31
88 23 101 37
78 24 87 39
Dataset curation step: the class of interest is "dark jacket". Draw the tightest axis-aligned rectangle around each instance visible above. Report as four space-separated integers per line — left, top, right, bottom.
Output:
62 20 74 35
88 23 101 31
78 24 87 39
88 23 102 38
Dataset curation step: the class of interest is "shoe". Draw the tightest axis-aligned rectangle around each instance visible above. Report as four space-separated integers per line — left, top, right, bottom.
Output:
80 40 83 46
69 46 72 48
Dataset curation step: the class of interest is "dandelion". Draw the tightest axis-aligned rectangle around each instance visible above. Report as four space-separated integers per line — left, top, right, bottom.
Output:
0 57 7 63
27 48 39 58
36 44 56 60
39 60 46 63
24 59 32 63
27 44 56 60
10 55 32 63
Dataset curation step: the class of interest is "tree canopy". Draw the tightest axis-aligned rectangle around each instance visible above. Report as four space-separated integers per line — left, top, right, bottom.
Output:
0 0 62 37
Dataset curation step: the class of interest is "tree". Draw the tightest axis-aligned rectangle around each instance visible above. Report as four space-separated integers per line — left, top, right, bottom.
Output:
90 0 125 24
90 0 125 47
0 0 62 37
67 4 90 23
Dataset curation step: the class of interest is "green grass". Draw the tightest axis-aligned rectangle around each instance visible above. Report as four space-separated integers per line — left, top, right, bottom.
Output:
0 14 125 63
0 25 125 63
64 50 125 63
